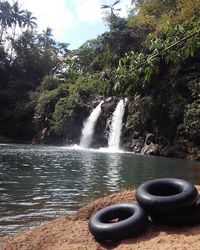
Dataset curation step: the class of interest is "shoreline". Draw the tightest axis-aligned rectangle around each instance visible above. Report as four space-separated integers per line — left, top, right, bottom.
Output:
2 187 200 250
1 142 199 162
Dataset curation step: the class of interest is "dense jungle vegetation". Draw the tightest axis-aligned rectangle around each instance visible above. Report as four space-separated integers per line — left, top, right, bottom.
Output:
0 0 200 159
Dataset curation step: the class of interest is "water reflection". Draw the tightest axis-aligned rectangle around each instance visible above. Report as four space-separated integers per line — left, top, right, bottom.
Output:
104 153 121 191
0 144 200 235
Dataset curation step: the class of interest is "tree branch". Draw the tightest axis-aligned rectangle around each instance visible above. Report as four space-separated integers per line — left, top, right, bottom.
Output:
133 29 200 70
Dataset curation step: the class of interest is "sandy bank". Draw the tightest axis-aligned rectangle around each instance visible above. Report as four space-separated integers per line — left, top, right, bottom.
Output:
2 186 200 250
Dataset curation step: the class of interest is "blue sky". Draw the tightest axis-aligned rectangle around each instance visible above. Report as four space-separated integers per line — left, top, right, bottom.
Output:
12 0 133 49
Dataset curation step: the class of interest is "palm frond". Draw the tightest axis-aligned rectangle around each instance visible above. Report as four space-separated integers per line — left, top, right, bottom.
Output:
101 4 109 9
112 0 120 7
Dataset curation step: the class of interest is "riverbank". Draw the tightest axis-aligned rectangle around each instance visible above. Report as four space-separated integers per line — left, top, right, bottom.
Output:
2 186 200 250
0 140 199 161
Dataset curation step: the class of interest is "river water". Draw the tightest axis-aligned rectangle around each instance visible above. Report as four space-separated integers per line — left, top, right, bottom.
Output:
0 144 200 235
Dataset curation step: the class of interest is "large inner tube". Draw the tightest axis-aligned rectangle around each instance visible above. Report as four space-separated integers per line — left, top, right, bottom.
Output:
136 178 198 213
88 203 148 241
150 195 200 226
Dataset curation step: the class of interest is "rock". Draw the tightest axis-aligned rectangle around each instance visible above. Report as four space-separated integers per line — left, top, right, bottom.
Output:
159 146 175 157
105 97 112 103
41 127 49 140
145 132 153 145
129 138 144 153
101 102 115 115
0 135 11 143
141 142 159 155
132 131 141 139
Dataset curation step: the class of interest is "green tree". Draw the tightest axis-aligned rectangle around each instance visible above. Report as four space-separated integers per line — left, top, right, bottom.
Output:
22 10 37 30
0 1 12 40
101 0 121 15
11 1 25 37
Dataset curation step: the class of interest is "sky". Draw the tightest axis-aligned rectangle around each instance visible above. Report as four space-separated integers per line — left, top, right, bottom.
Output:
10 0 134 49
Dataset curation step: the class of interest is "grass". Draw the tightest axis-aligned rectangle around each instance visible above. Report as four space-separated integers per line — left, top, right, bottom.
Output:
64 213 73 220
0 236 5 246
121 187 136 192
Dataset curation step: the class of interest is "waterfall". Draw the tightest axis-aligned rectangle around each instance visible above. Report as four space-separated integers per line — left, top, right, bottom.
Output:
108 99 126 151
80 101 104 148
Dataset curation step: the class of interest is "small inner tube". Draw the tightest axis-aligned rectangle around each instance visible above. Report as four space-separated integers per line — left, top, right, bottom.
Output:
150 195 200 226
136 178 198 213
88 203 148 241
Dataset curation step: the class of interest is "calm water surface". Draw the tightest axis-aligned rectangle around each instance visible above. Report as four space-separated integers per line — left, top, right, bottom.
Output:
0 144 200 235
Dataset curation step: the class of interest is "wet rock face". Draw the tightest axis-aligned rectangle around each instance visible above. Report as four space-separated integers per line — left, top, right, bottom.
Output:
101 98 117 117
0 135 11 143
141 142 159 155
40 104 89 145
126 139 144 153
91 98 117 148
38 93 199 160
91 115 108 148
122 96 178 158
44 96 118 148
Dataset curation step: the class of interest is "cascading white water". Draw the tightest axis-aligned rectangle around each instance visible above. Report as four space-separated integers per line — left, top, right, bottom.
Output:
80 101 104 148
108 99 127 151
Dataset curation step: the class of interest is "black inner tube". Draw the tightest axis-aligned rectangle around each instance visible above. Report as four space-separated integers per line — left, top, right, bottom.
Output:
101 207 134 223
136 178 198 213
89 203 148 241
150 195 200 226
147 182 182 196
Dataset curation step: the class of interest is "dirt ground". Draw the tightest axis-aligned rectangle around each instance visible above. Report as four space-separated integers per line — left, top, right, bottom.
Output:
2 187 200 250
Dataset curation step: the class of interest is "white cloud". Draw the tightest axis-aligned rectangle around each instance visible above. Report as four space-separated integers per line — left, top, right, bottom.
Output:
12 0 75 39
75 0 102 23
9 0 104 40
118 0 134 17
7 0 134 47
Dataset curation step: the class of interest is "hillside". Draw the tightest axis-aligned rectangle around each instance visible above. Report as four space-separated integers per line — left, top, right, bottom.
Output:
0 0 200 160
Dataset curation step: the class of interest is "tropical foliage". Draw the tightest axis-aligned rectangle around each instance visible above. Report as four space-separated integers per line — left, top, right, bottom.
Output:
0 0 200 157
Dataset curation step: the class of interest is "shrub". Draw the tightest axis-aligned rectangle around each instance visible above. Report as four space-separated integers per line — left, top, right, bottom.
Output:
178 100 200 142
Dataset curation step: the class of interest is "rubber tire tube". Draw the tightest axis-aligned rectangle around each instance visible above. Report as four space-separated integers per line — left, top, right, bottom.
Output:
150 195 200 226
136 178 198 213
88 203 148 241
